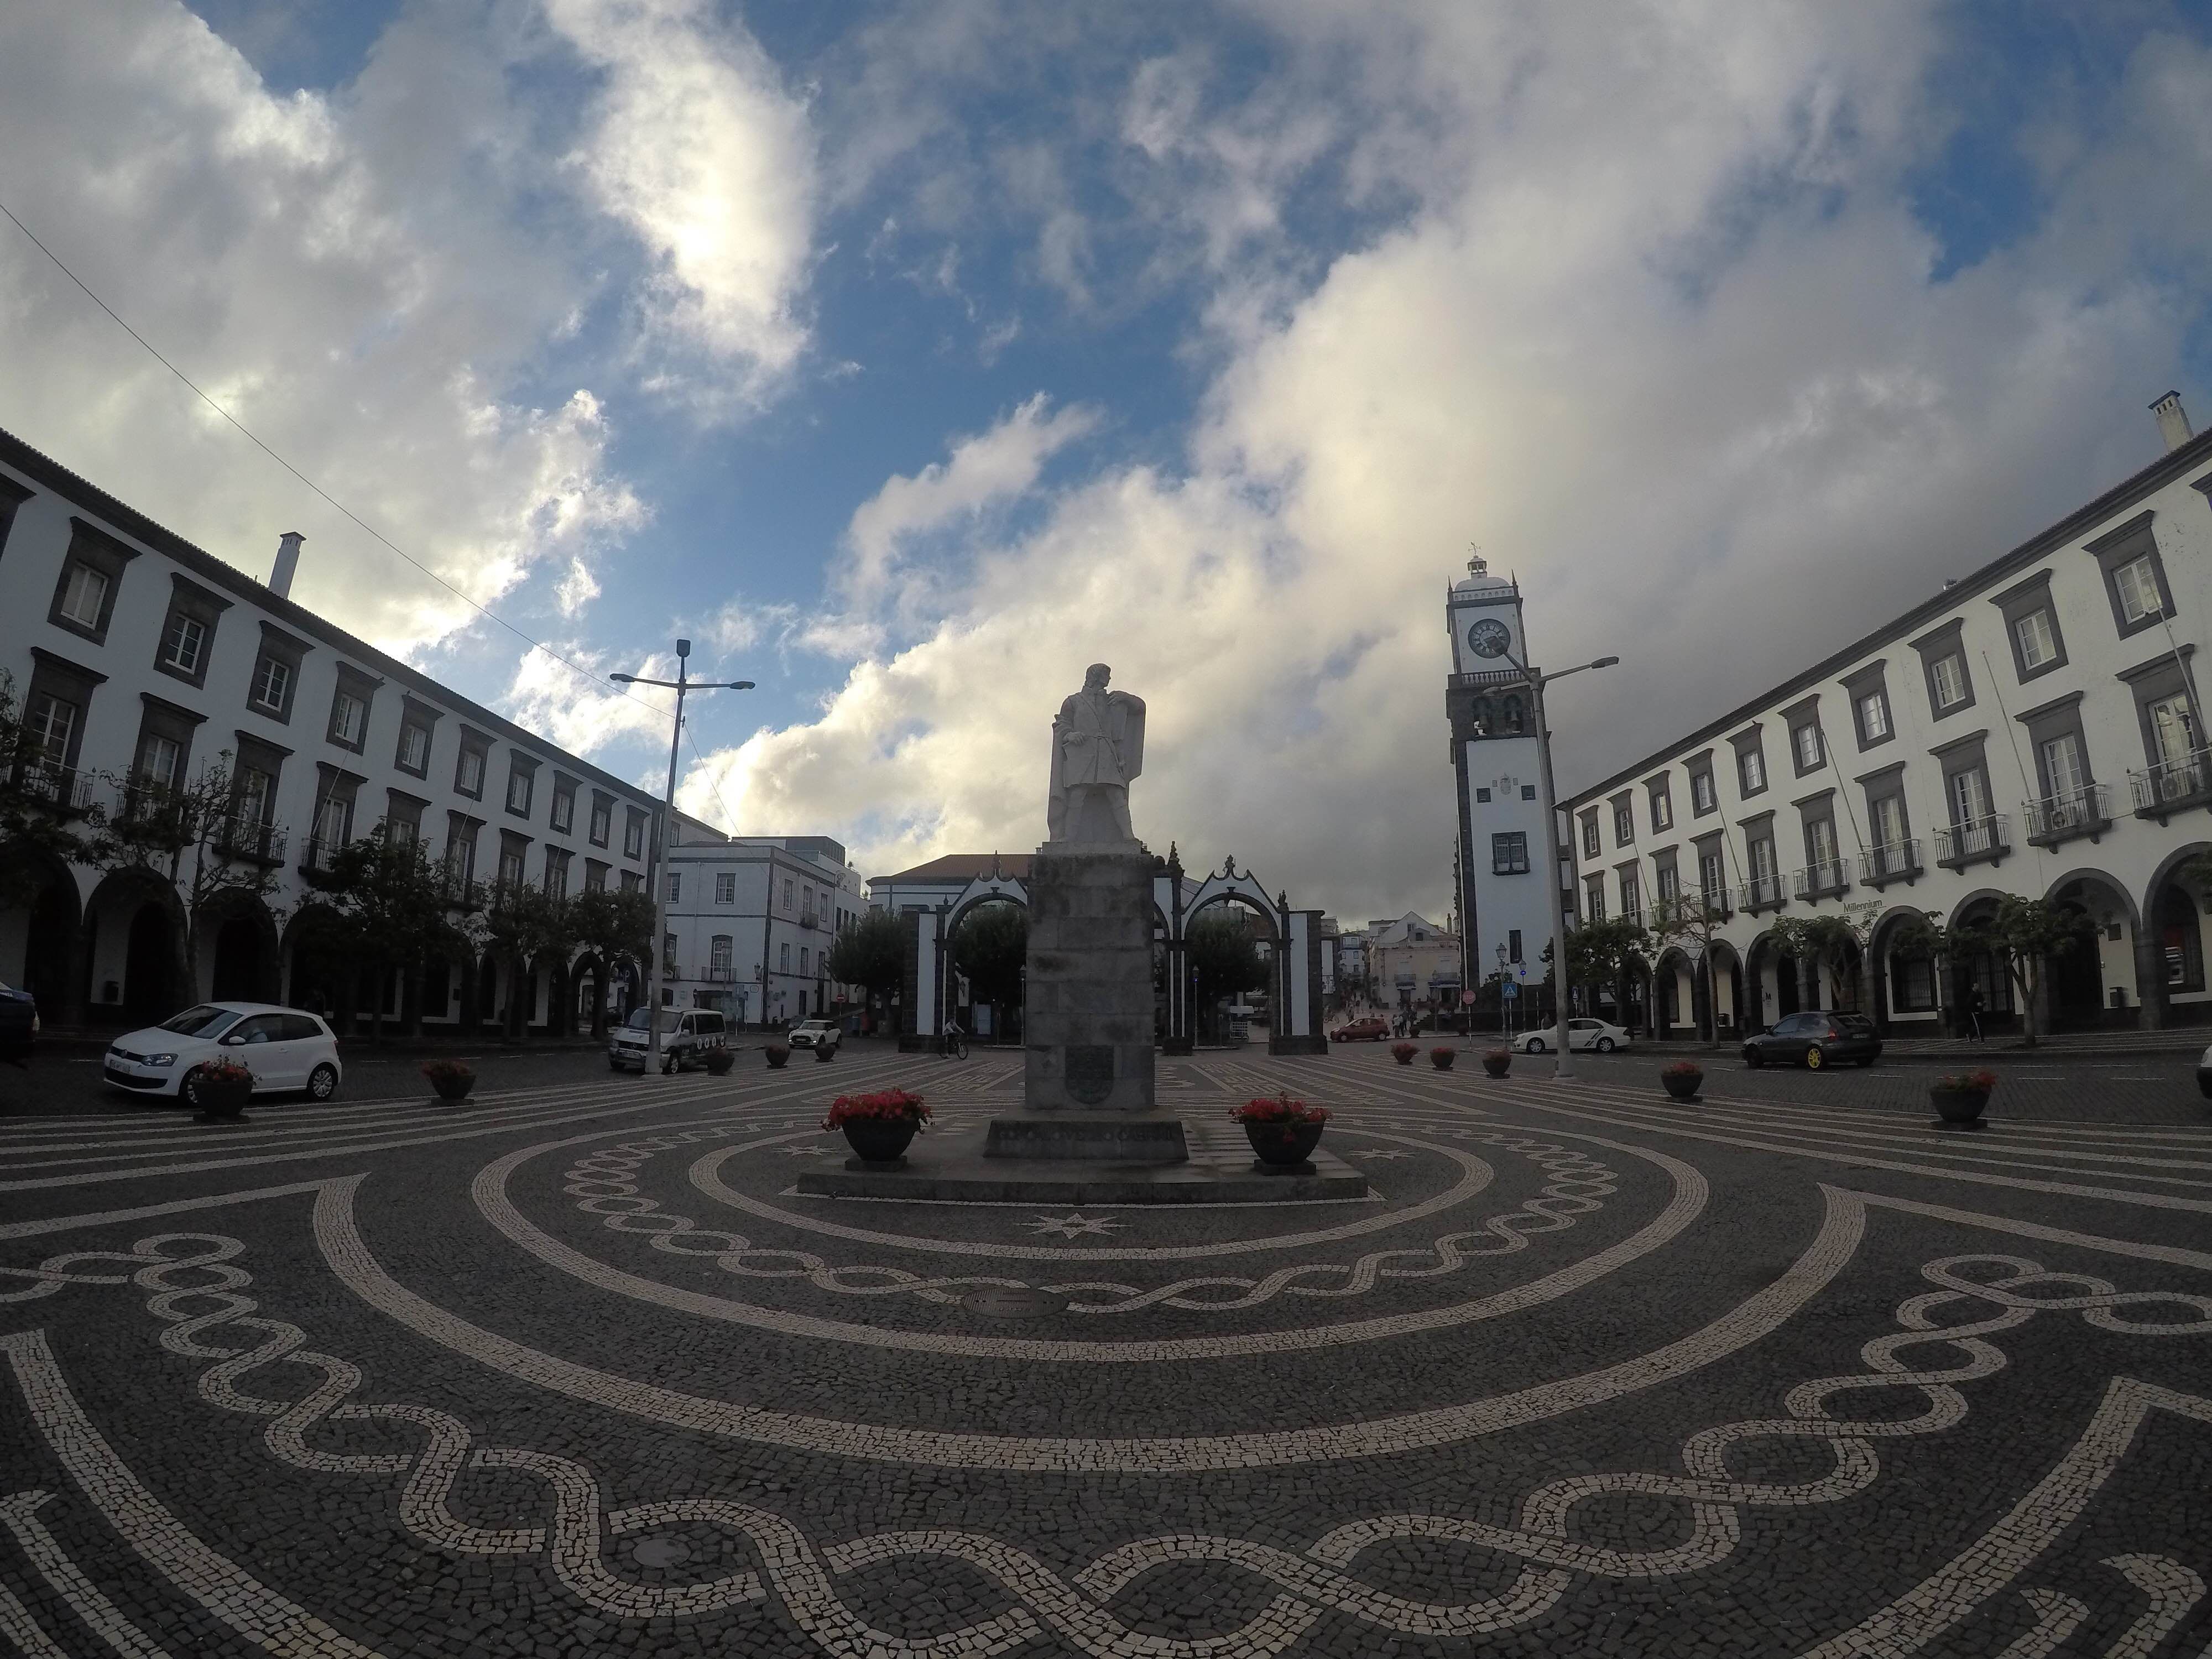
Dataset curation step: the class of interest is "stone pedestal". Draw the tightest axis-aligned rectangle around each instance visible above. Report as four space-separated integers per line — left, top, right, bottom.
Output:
1016 842 1158 1117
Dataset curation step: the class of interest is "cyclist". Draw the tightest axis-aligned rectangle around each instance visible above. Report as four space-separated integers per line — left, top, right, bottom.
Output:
940 1019 968 1060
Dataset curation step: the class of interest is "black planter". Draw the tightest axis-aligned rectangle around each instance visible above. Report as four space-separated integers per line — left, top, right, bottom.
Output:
1931 1087 1989 1126
703 1050 734 1076
814 1044 836 1063
841 1118 920 1165
1661 1071 1703 1102
429 1074 475 1103
1430 1051 1456 1071
192 1072 253 1120
1243 1120 1325 1168
765 1049 790 1069
1481 1056 1510 1078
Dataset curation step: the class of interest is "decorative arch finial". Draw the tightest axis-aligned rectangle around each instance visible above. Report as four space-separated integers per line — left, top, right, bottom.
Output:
1467 540 1487 578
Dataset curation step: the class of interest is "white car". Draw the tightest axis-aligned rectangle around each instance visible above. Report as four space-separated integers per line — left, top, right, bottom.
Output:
105 1003 343 1107
787 1019 842 1053
1519 1017 1631 1055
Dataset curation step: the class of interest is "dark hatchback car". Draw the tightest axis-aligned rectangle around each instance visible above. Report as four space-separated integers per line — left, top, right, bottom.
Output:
0 980 38 1062
1742 1011 1881 1070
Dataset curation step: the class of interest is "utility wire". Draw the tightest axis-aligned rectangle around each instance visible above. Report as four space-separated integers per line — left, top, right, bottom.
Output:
0 194 690 724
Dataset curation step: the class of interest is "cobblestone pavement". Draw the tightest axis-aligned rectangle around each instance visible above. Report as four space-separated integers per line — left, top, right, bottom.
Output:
3 1045 2209 1656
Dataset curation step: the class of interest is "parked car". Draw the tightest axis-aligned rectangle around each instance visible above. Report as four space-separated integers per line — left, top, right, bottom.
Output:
1331 1016 1390 1042
1520 1018 1630 1055
608 1007 729 1073
787 1018 842 1054
1743 1011 1882 1070
104 1003 342 1106
0 980 36 1062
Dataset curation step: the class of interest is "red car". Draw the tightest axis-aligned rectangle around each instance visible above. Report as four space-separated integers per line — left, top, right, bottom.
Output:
1330 1016 1389 1041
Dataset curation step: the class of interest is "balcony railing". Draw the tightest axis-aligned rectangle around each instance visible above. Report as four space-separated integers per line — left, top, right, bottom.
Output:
799 911 821 930
441 871 483 909
2130 750 2212 817
1697 886 1732 920
1934 814 2010 869
2024 785 2112 846
1860 839 1922 886
302 833 347 873
15 764 94 813
1793 860 1850 900
114 781 197 847
213 816 288 865
704 964 735 983
1740 873 1786 913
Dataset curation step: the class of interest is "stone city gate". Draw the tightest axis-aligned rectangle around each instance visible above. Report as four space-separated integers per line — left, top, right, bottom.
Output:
896 847 1329 1056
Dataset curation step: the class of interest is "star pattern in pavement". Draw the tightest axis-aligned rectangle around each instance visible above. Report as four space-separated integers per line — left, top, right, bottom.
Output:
1350 1150 1410 1161
1026 1212 1121 1239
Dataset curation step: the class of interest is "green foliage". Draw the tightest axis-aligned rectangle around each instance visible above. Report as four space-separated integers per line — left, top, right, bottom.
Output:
948 901 1027 1008
296 825 458 1034
1954 895 2094 1046
828 908 906 996
1562 915 1647 1001
569 885 654 965
1188 912 1267 1008
0 670 100 909
1768 901 1880 1006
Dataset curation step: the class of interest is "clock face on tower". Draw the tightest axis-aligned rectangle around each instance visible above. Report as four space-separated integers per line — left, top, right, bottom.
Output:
1467 618 1511 659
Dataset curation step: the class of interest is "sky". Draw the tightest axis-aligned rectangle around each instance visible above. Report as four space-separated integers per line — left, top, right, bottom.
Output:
3 1 2210 927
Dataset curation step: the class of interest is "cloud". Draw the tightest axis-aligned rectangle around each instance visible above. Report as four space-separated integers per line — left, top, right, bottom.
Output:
685 1 2212 922
542 0 817 400
503 641 677 758
841 393 1099 602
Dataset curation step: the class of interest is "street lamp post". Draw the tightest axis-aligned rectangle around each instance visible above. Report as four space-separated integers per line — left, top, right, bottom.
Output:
1500 648 1619 1082
611 640 754 1076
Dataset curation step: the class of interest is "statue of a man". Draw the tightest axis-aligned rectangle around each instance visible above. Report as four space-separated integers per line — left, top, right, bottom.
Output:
1047 663 1146 843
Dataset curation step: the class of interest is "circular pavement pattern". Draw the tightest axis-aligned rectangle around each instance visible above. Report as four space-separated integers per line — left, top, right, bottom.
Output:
1 1045 2209 1656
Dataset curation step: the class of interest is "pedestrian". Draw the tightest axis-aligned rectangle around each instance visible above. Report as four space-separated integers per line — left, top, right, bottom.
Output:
1962 982 1985 1042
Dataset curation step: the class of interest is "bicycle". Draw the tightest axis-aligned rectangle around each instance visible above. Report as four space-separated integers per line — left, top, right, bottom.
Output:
938 1026 969 1060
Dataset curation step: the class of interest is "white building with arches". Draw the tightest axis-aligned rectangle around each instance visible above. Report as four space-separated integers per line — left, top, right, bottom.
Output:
1561 393 2212 1040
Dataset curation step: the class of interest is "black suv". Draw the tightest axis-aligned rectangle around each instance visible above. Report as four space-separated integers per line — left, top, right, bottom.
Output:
1742 1011 1881 1070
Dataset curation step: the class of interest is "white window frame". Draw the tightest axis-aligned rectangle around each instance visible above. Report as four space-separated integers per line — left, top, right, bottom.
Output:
59 563 107 628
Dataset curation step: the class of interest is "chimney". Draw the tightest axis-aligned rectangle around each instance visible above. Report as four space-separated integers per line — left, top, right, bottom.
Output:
2151 390 2193 453
269 532 303 598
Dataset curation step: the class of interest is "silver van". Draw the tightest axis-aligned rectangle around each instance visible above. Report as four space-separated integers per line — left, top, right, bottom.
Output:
608 1007 729 1074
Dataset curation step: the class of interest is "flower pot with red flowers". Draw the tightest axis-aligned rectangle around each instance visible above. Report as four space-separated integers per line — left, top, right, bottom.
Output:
1931 1069 1995 1128
1231 1094 1331 1168
823 1088 931 1165
186 1057 254 1121
703 1047 735 1076
421 1058 475 1103
1390 1041 1418 1066
764 1044 790 1069
1481 1048 1511 1079
1660 1060 1703 1101
1430 1046 1457 1071
813 1041 836 1062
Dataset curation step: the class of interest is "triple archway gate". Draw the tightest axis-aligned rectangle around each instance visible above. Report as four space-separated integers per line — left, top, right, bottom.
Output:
896 850 1331 1056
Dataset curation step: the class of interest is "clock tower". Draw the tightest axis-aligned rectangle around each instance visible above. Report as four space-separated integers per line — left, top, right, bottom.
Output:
1445 554 1551 1028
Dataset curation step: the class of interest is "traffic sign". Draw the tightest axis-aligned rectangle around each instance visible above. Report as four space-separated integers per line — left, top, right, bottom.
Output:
1459 989 1477 1006
1501 982 1519 1000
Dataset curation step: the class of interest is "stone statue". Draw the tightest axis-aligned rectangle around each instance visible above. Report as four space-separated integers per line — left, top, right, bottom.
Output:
1046 664 1145 843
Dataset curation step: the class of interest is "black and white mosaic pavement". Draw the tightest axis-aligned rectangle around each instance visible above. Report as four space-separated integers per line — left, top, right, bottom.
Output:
3 1047 2209 1656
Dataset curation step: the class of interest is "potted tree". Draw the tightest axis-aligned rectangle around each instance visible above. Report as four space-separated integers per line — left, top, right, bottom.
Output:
1230 1094 1331 1168
1390 1041 1418 1066
1660 1059 1703 1101
823 1088 930 1165
1481 1048 1511 1078
421 1058 475 1103
188 1057 255 1122
1430 1046 1457 1071
1931 1068 1995 1128
764 1042 790 1069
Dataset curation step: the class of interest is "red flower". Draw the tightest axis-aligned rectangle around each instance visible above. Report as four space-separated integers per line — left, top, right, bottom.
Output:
1229 1093 1330 1126
821 1088 931 1131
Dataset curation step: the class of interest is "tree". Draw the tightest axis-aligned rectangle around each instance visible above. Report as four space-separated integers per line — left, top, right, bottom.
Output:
1559 914 1648 1026
828 909 906 1035
474 881 574 1039
569 885 655 1035
86 748 281 1001
1954 895 2093 1048
1187 912 1266 1038
1648 893 1730 1042
0 671 100 910
1769 900 1880 1012
948 902 1027 1031
299 825 456 1039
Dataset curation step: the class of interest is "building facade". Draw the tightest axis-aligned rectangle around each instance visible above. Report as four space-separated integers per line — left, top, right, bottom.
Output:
1562 395 2212 1038
662 815 864 1026
1364 912 1462 1014
1446 561 1554 1008
0 426 660 1032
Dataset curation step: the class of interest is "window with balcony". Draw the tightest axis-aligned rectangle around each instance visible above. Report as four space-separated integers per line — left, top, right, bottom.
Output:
1618 869 1640 921
26 692 79 772
619 870 641 893
710 936 733 980
137 732 183 792
544 848 570 900
1744 834 1782 909
1655 862 1679 902
1491 831 1529 874
1697 849 1724 898
499 846 525 889
583 860 607 893
1583 879 1605 922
